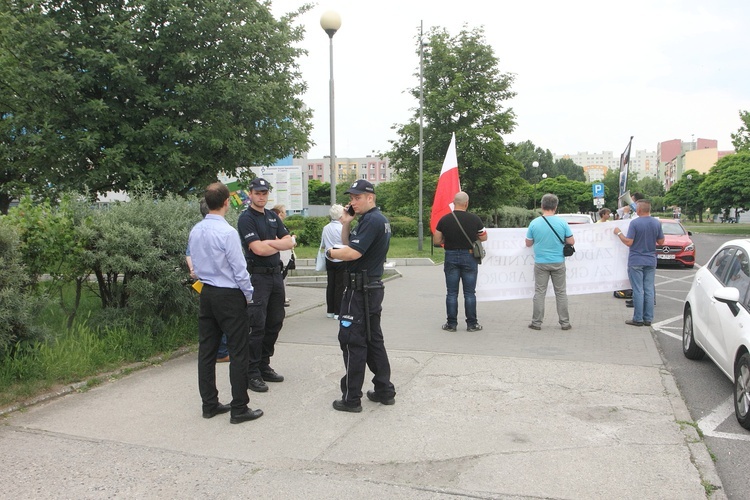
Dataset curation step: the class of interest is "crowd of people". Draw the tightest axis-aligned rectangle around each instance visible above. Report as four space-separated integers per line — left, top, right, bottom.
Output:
187 178 663 422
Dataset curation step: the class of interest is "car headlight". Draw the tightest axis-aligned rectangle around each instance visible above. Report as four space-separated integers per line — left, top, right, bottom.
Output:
684 243 695 252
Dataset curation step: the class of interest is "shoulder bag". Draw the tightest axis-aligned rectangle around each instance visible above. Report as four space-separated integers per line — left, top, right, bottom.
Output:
451 212 486 264
541 216 575 257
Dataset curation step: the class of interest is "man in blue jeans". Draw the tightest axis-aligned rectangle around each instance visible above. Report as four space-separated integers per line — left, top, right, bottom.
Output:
433 192 488 332
613 199 664 327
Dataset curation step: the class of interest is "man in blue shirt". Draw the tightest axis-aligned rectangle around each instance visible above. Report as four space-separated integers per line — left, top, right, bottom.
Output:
525 193 575 331
188 182 263 424
613 199 665 327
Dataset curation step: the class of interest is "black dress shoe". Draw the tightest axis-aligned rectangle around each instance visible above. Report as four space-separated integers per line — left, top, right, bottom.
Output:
202 403 231 419
643 321 652 326
366 390 395 405
230 408 264 424
260 367 284 383
625 299 634 308
625 320 644 327
332 399 362 413
248 377 269 392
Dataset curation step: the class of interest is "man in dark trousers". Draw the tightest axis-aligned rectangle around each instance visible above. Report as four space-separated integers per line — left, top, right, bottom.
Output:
237 178 296 393
433 191 488 332
188 182 263 424
325 179 396 413
613 199 664 327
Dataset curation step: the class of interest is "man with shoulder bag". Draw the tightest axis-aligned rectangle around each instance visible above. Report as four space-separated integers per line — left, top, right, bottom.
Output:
433 191 488 333
525 193 575 331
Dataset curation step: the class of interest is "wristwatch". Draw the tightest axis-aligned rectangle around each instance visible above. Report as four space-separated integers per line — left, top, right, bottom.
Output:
326 248 332 259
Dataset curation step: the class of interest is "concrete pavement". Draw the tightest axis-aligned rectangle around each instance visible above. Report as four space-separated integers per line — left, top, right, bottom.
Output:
0 261 725 499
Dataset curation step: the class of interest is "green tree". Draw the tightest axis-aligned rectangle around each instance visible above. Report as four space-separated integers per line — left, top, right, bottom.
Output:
636 176 666 199
664 170 706 222
387 25 522 226
0 0 313 214
731 110 750 152
510 140 553 183
698 152 750 220
307 180 331 206
533 176 591 213
552 158 585 181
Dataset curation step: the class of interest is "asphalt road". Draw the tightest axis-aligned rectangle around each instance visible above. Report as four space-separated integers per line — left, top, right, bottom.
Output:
651 232 750 500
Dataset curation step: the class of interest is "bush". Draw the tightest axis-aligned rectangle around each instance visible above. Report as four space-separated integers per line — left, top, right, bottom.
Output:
83 186 198 319
388 215 418 237
0 219 48 356
296 216 328 247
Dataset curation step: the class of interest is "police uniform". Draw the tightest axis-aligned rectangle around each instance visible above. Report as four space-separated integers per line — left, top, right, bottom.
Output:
336 183 396 408
237 179 290 383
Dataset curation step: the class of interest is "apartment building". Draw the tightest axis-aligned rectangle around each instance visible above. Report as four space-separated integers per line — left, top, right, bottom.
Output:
553 149 657 182
297 155 396 186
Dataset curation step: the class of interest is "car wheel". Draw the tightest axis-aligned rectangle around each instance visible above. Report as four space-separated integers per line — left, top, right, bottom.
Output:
734 353 750 430
682 307 705 360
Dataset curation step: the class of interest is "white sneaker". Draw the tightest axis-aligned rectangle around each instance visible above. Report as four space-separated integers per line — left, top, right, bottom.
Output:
333 315 339 320
326 313 335 318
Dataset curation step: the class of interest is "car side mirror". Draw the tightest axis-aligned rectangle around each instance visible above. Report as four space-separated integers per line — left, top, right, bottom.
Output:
714 286 741 316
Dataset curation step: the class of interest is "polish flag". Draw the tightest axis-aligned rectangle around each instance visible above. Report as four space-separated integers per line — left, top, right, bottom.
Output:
430 133 461 233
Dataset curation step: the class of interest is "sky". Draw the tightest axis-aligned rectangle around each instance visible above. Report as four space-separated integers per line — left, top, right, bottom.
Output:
270 0 750 158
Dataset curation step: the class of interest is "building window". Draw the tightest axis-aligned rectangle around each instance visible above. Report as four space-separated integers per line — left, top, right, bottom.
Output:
380 172 386 180
370 173 375 180
361 174 367 180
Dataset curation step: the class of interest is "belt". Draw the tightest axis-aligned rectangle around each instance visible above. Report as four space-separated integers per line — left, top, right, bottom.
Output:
250 266 280 275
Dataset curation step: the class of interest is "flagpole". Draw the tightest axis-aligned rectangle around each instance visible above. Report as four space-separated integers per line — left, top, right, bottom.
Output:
418 20 425 251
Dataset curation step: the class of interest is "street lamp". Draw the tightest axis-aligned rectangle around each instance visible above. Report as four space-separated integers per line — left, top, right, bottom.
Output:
321 10 341 205
685 174 693 222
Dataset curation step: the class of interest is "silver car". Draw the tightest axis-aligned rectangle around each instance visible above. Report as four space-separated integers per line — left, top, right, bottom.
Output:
683 238 750 429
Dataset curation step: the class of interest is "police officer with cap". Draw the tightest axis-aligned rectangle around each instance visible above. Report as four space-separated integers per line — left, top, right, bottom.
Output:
237 178 295 392
325 179 396 412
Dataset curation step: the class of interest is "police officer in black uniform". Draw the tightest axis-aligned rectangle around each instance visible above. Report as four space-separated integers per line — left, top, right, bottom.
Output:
325 179 396 412
237 178 295 392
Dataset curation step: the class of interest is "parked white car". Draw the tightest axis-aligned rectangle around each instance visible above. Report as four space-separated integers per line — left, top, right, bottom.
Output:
556 213 593 224
683 238 750 429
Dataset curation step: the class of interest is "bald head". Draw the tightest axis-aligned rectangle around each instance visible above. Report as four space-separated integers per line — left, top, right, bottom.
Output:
453 191 469 210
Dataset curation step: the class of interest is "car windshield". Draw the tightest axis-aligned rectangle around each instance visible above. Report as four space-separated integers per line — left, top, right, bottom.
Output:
661 222 686 236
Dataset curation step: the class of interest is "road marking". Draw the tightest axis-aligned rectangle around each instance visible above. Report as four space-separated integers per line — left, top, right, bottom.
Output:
697 396 750 441
653 315 683 340
653 315 750 441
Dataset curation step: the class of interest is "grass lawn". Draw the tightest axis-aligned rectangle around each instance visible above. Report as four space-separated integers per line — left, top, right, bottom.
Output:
295 237 445 263
682 223 750 236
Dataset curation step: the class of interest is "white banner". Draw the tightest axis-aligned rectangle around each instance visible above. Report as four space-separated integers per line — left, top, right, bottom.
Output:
477 222 632 302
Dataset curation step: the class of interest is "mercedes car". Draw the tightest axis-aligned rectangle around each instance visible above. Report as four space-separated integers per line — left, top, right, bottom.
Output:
657 219 695 268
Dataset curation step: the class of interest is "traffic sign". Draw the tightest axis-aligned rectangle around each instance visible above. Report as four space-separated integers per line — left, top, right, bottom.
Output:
592 182 605 198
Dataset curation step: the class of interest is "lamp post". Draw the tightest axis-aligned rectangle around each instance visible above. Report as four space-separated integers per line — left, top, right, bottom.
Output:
321 10 341 205
685 174 692 222
418 21 425 251
531 161 540 209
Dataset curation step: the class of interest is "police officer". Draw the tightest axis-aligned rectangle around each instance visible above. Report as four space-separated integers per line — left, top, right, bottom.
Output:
237 178 295 392
325 179 396 412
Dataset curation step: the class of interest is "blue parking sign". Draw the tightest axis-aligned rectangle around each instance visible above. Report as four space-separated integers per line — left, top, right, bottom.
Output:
592 182 605 198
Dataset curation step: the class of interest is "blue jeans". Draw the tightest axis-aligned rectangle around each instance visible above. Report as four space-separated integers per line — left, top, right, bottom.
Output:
216 334 229 359
628 265 656 323
443 249 479 327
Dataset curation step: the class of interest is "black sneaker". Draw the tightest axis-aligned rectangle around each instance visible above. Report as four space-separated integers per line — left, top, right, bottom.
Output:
467 324 483 332
332 399 362 413
441 323 457 332
260 367 284 383
248 377 269 392
366 390 395 405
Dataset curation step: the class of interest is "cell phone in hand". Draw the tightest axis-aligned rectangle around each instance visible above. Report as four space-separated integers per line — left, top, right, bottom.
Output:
347 205 355 216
